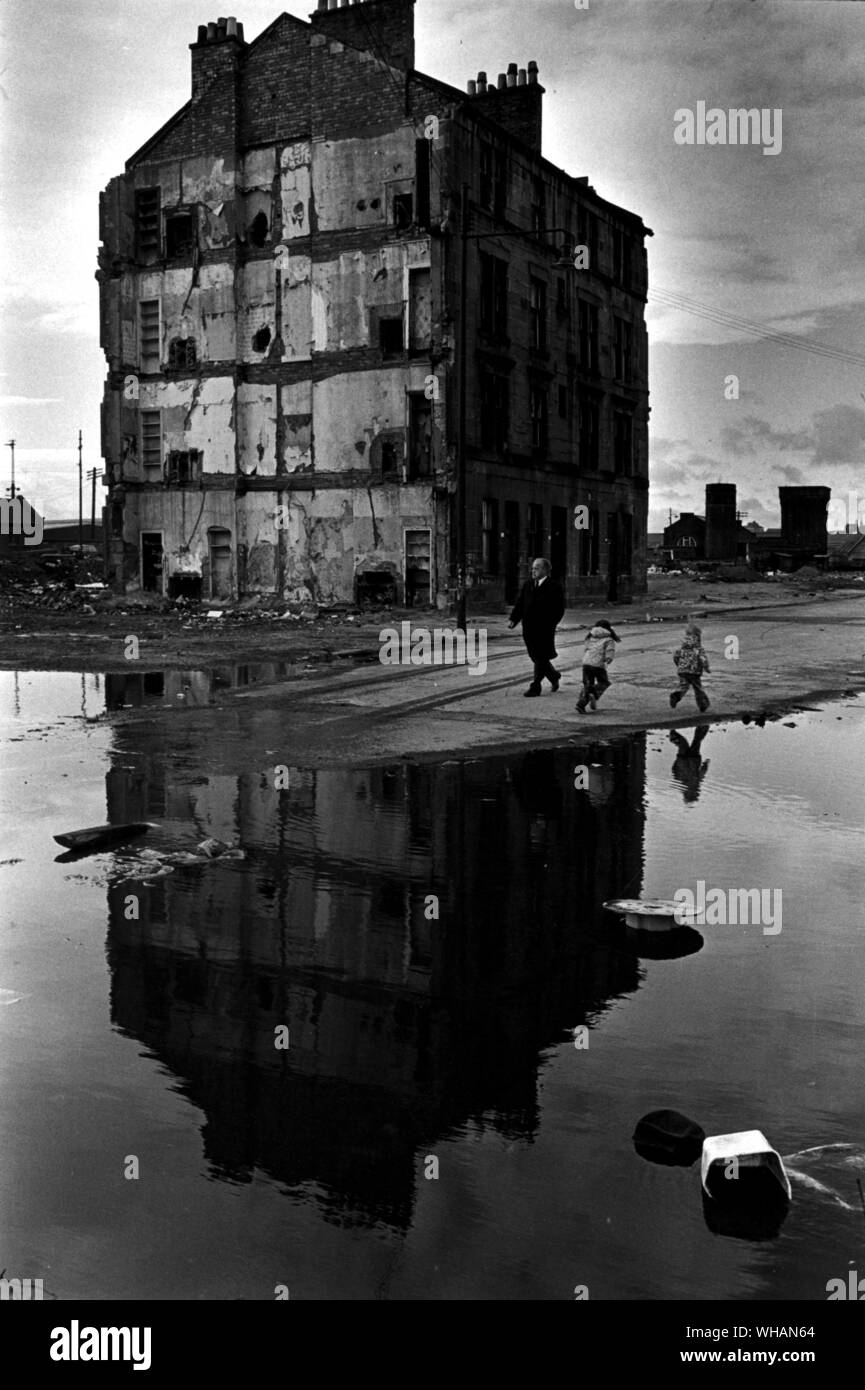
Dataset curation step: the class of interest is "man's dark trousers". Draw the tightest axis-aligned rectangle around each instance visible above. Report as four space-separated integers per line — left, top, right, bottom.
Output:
510 578 566 691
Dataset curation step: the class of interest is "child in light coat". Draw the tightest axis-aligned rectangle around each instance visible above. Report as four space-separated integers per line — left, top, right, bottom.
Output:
576 619 620 712
671 623 711 712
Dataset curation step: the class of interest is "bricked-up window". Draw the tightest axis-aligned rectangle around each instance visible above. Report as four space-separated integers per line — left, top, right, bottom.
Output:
140 411 162 478
165 211 194 257
479 368 509 454
166 450 202 485
577 206 598 267
393 192 414 230
578 300 599 374
528 502 544 558
613 228 631 288
415 140 431 229
479 253 508 337
614 317 633 382
135 188 161 260
614 410 634 476
578 395 599 470
482 498 500 575
139 299 160 371
530 279 547 352
530 384 548 454
168 337 197 369
579 508 600 576
379 315 405 357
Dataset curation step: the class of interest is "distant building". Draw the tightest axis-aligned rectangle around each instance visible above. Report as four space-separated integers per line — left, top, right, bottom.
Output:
97 0 652 608
662 512 705 562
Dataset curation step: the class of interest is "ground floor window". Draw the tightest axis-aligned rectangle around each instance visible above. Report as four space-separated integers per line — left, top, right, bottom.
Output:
482 498 500 575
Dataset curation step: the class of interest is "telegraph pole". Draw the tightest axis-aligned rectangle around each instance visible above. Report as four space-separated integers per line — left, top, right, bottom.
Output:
87 468 100 540
456 183 469 633
78 430 83 548
6 439 15 499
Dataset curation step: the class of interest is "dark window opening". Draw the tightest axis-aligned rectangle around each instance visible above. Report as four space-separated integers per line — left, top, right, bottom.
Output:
249 210 269 247
252 325 272 353
168 338 197 369
166 450 202 485
577 206 598 264
531 178 546 235
479 369 509 455
578 396 600 471
579 508 600 576
530 278 547 352
408 394 432 479
379 316 404 356
135 188 161 260
381 441 399 475
356 572 397 608
614 410 633 476
578 300 599 374
393 193 414 230
143 672 166 695
528 503 544 560
479 252 508 337
165 211 194 257
614 316 633 382
613 228 631 287
530 384 548 454
482 499 500 575
167 574 202 601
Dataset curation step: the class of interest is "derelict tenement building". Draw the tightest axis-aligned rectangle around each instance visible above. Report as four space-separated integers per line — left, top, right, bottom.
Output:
98 0 652 607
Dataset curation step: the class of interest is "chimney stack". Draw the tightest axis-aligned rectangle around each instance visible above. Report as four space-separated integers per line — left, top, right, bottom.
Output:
310 0 416 72
465 59 545 152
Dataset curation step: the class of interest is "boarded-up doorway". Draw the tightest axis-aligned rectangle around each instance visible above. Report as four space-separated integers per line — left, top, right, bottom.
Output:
141 532 164 593
405 529 432 607
208 529 233 600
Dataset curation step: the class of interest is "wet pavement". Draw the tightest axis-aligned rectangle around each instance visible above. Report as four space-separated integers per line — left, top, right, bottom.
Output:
1 670 863 1300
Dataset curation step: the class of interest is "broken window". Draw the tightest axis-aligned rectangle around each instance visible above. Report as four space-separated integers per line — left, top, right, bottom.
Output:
140 410 162 478
168 337 197 369
408 268 431 351
578 300 599 374
139 299 160 371
530 278 547 352
479 252 508 338
407 394 432 479
481 498 500 575
249 211 269 247
135 187 161 261
379 315 404 357
392 192 414 230
252 325 272 353
479 368 509 455
165 211 195 257
166 450 202 485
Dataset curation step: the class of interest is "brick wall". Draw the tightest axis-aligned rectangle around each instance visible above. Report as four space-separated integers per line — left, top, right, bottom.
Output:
310 0 416 73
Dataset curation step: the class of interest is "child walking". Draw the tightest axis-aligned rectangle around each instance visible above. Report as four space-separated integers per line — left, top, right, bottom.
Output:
575 619 620 712
671 623 711 712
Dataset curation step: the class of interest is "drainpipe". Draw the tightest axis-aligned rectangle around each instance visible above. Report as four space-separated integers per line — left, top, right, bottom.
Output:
457 183 469 632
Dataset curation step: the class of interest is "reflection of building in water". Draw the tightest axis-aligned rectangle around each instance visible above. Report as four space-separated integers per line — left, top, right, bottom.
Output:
104 663 297 710
105 729 647 1228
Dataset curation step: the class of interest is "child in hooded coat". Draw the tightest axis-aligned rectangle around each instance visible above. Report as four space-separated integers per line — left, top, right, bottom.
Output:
576 619 620 712
671 623 711 712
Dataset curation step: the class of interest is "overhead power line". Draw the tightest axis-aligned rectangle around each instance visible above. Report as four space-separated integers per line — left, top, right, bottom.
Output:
651 286 865 368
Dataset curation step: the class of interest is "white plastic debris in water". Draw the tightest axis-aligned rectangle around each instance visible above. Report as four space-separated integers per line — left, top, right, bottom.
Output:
701 1130 792 1200
603 898 700 933
206 611 224 620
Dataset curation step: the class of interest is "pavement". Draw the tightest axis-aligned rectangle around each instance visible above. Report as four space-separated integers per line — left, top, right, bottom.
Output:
218 592 865 766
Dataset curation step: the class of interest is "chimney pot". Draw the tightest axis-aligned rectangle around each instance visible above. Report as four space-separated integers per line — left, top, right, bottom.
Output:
216 17 227 39
507 64 517 87
197 24 208 43
226 16 237 37
518 68 527 85
206 21 217 40
467 79 477 95
528 60 539 83
497 73 507 90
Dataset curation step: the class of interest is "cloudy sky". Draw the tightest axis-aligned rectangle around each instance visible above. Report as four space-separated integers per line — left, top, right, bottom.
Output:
1 0 864 530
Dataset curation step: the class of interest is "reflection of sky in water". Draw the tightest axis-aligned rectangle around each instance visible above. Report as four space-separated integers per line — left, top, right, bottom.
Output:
0 674 863 1302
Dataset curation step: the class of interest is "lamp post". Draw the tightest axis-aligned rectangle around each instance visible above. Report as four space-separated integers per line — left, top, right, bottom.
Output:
455 210 573 631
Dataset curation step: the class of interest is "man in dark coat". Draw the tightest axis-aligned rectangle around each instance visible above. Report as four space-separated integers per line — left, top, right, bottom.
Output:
508 557 566 697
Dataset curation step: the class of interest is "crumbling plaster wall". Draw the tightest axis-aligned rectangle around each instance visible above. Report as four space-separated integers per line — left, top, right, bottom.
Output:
124 489 236 590
138 377 235 474
313 130 414 232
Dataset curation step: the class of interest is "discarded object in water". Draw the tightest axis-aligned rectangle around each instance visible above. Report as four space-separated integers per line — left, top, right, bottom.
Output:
701 1130 792 1202
633 1109 705 1167
53 822 153 853
604 898 699 932
624 925 703 960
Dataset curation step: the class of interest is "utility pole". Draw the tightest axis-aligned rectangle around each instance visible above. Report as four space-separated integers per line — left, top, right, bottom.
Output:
78 430 83 548
6 439 14 499
87 468 100 540
456 183 469 633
